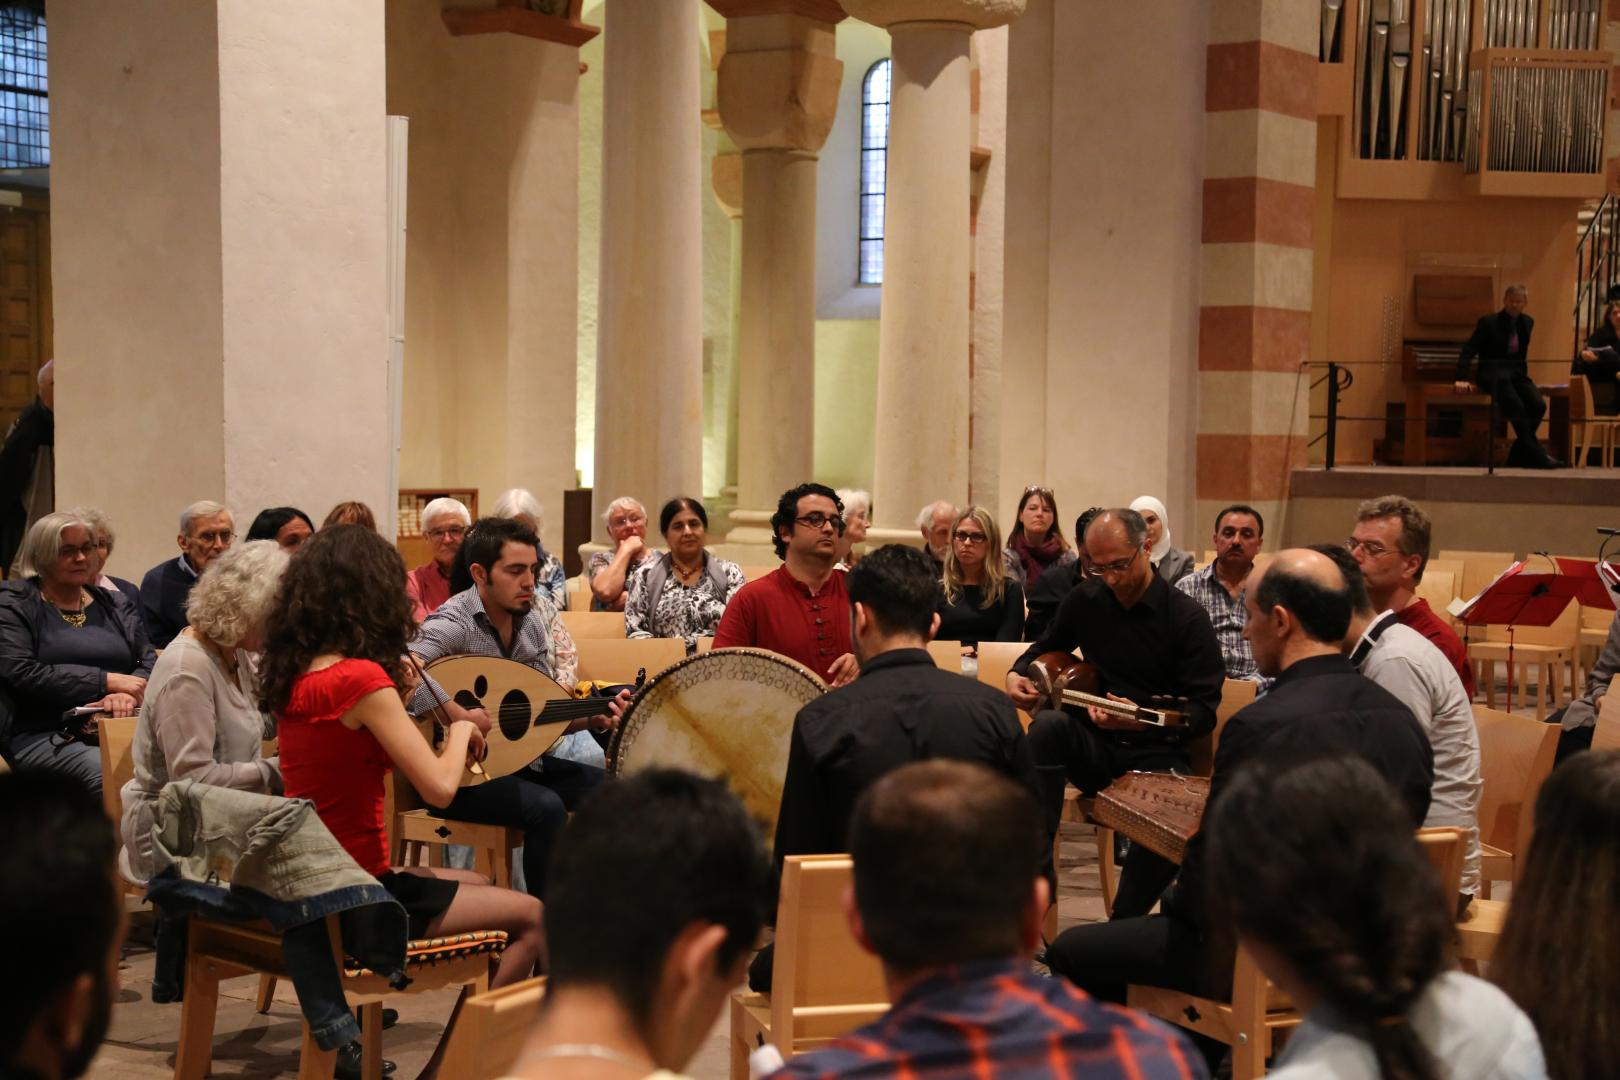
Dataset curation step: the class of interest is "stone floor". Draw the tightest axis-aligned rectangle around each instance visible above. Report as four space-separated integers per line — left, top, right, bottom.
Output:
88 826 1107 1080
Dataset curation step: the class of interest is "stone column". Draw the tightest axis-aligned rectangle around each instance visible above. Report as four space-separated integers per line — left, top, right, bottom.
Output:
708 2 844 547
711 149 745 516
594 0 705 523
844 0 1025 541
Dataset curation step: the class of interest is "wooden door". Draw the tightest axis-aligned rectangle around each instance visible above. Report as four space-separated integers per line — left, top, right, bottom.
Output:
0 210 40 435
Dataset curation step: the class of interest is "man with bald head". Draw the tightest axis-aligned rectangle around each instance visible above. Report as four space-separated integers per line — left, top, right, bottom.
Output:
1043 549 1433 1041
1007 508 1224 918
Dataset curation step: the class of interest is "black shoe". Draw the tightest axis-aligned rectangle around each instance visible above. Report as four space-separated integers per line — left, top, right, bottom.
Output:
355 1007 399 1030
335 1040 396 1080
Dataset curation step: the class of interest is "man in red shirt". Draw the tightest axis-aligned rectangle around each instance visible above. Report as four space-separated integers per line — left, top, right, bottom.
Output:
405 496 469 622
713 482 858 687
1349 495 1476 697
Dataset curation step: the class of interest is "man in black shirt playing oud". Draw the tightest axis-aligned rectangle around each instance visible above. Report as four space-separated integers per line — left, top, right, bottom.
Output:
1007 508 1225 917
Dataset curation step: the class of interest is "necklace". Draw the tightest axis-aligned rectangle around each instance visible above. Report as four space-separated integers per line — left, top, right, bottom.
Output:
672 558 704 584
50 589 87 628
515 1043 646 1071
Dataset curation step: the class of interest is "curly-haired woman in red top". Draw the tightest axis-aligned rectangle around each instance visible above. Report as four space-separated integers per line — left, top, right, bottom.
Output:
259 524 543 986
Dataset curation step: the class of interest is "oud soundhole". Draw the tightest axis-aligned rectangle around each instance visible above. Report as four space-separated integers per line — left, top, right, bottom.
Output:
475 676 489 697
498 689 532 743
453 690 481 711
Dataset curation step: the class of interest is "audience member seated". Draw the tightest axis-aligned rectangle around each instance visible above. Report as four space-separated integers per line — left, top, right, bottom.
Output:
1022 505 1101 642
936 506 1023 649
1317 544 1484 908
405 496 469 623
915 499 958 573
322 500 377 531
1174 504 1264 681
1494 749 1620 1080
0 770 123 1080
1546 607 1618 762
1005 485 1074 589
1576 299 1620 417
1349 495 1474 697
259 524 543 987
777 760 1204 1080
0 358 53 578
490 488 566 608
1044 549 1433 1025
139 500 235 648
245 506 314 551
507 769 771 1080
624 496 745 655
587 496 654 612
73 505 141 610
1131 495 1194 585
834 487 871 569
410 517 626 900
714 483 857 687
758 546 1041 992
1207 756 1545 1080
0 512 156 791
119 541 289 883
1008 508 1224 918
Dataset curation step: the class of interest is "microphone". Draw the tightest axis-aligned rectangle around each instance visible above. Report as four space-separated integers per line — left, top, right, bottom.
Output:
1599 528 1620 536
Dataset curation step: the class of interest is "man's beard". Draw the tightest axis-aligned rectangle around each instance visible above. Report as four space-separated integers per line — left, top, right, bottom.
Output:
502 599 533 617
62 978 114 1079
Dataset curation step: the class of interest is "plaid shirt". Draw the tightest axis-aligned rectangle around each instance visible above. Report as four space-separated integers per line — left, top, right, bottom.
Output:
1174 563 1260 682
407 586 601 766
776 960 1206 1080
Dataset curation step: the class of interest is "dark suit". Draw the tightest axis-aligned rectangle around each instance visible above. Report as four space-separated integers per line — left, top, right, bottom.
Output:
1458 309 1549 461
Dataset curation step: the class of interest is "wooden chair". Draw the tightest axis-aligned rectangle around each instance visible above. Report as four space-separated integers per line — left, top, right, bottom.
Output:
926 639 962 672
436 976 546 1080
1576 603 1611 690
1472 704 1559 899
557 610 626 639
694 636 714 654
393 771 518 889
1593 687 1620 752
97 715 149 904
1469 601 1579 721
1412 570 1457 622
1573 373 1620 468
729 856 887 1079
1437 550 1518 603
564 578 589 612
1128 827 1465 1080
574 637 686 684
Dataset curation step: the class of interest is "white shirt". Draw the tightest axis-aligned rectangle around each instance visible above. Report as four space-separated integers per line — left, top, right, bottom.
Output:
1351 611 1484 895
1269 971 1546 1080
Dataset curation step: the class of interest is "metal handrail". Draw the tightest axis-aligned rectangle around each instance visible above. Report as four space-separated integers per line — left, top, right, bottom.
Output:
1574 193 1618 357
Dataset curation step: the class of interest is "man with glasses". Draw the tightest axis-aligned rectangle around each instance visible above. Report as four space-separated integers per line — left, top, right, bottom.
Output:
1006 508 1224 918
405 496 470 622
138 500 235 647
713 482 858 686
1174 504 1266 682
1349 495 1473 697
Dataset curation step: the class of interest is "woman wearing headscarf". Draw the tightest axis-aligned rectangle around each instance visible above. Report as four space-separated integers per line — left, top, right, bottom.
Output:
1128 495 1193 585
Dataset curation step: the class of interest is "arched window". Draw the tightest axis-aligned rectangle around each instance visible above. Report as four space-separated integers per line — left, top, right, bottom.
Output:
858 58 890 286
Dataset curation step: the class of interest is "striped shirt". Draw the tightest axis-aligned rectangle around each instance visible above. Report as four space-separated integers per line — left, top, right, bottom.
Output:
775 960 1206 1080
1174 563 1260 682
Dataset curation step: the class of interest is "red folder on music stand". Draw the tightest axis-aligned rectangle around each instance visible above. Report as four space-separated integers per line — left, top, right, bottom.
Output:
1458 561 1591 710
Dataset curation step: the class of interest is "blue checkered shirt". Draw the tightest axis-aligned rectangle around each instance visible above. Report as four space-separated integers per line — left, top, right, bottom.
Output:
1174 564 1260 682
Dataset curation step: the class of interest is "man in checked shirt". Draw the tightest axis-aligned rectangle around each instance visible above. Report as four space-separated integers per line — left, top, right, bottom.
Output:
775 760 1206 1080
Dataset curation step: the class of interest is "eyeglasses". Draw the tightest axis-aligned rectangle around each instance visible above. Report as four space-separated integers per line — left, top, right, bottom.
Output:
609 514 646 529
1092 545 1142 576
795 512 846 533
1023 485 1054 497
426 526 467 541
192 530 234 545
953 530 988 545
1345 537 1396 558
59 543 96 560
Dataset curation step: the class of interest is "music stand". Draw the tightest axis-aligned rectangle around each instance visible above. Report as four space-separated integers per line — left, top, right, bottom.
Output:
1458 561 1595 710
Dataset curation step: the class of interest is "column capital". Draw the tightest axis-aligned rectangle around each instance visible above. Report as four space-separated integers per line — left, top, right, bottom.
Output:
842 0 1024 30
716 38 843 153
706 0 848 23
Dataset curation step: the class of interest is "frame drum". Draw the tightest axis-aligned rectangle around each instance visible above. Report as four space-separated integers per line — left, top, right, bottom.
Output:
608 648 825 843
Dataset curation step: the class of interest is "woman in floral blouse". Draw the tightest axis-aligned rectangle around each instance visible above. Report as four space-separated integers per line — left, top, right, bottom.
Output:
623 497 745 654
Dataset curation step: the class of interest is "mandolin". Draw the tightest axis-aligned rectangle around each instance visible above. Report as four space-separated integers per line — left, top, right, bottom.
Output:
418 655 623 784
1026 651 1186 728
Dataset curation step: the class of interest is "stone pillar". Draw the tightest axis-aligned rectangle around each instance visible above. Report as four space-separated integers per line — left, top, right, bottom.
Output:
708 2 844 547
50 0 392 570
594 0 705 522
1195 2 1317 537
711 149 745 517
844 0 1025 541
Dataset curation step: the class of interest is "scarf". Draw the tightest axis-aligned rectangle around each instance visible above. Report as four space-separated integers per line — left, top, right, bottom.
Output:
1010 530 1066 585
1129 495 1174 567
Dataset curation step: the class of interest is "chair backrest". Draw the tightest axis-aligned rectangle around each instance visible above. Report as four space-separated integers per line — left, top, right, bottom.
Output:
1581 603 1614 631
771 855 889 1049
926 640 962 672
1412 570 1457 618
1437 550 1518 604
1594 688 1620 752
565 578 588 612
1417 826 1466 899
558 610 627 639
1190 679 1259 777
974 641 1026 692
1472 704 1559 863
574 637 687 685
694 636 714 654
436 975 547 1080
98 715 140 822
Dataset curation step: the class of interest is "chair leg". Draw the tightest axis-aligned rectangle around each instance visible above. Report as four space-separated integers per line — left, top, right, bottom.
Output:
1479 877 1493 900
1481 659 1497 709
174 955 221 1080
1230 947 1270 1080
297 1022 339 1080
1534 662 1548 722
359 1003 385 1080
1095 825 1117 918
255 973 277 1014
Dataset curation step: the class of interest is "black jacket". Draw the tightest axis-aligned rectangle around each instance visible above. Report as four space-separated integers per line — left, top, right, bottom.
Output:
0 579 157 740
0 397 52 575
1458 310 1533 382
139 557 197 648
1576 324 1620 416
1024 559 1080 642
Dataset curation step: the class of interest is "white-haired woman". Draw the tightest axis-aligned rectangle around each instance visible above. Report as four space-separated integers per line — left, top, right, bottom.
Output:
587 496 653 612
406 496 470 622
73 505 142 609
834 488 871 569
491 487 567 608
0 511 157 793
119 540 291 881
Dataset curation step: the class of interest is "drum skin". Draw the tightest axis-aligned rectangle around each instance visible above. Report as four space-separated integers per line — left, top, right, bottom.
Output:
609 647 825 843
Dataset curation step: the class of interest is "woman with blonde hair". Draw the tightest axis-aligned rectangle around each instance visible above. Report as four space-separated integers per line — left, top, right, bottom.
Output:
938 506 1024 651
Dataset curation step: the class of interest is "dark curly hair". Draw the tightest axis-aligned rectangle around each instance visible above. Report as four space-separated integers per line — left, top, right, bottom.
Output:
257 524 416 716
769 482 843 560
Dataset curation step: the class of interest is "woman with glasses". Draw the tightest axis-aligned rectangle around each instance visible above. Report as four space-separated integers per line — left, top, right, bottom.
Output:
1005 486 1073 589
624 497 745 655
1129 495 1194 585
73 506 142 610
938 507 1024 651
587 496 654 612
0 511 157 793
